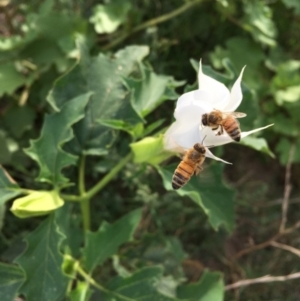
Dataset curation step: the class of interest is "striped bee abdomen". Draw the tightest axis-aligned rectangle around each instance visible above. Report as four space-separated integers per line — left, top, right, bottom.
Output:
172 163 194 190
223 118 241 142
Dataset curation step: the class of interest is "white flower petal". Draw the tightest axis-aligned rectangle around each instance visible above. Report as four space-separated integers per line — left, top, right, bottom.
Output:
164 121 203 151
198 60 230 108
241 124 274 138
200 126 233 147
205 148 232 164
174 90 213 124
221 66 246 112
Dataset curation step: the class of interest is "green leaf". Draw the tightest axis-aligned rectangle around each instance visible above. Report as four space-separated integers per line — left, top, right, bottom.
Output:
0 133 12 164
282 0 300 14
15 214 68 301
47 44 149 154
0 262 25 301
177 270 224 301
242 0 277 46
83 208 142 273
239 136 275 158
3 105 36 138
272 114 299 137
209 37 265 90
98 119 144 139
0 63 28 96
125 66 174 118
275 86 300 105
104 266 177 301
25 92 92 186
11 190 64 218
156 163 235 231
130 135 172 165
0 166 21 206
275 138 300 165
89 0 131 34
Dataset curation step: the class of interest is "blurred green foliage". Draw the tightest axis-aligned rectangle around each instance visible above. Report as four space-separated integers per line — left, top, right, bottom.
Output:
0 0 300 300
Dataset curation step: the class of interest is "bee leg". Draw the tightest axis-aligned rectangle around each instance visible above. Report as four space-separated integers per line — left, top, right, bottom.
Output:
194 164 203 176
216 126 223 136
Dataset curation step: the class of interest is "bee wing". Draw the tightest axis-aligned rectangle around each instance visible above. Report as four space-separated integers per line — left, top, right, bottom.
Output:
222 111 247 118
194 163 204 176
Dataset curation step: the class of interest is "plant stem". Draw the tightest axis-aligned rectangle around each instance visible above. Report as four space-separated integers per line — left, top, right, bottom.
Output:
62 152 133 215
79 155 91 231
102 0 204 50
79 155 86 195
76 265 135 301
84 152 133 200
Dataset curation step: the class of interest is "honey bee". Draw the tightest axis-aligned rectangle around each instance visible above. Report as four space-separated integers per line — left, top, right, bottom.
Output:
202 110 246 142
172 143 206 190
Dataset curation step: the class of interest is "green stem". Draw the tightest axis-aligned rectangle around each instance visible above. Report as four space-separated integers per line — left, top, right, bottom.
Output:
84 152 133 200
62 152 133 211
78 155 91 231
76 265 135 301
80 198 91 231
60 194 81 202
79 155 86 195
102 0 204 50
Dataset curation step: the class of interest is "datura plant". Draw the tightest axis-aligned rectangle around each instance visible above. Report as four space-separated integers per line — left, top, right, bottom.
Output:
164 61 273 163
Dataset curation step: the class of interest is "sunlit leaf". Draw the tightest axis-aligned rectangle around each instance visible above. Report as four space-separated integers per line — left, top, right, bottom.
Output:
125 66 176 119
239 136 275 158
0 262 25 301
156 163 235 231
177 270 224 301
242 0 277 46
89 0 131 34
25 92 92 186
0 166 21 206
47 44 149 155
11 190 64 218
0 63 28 96
15 214 68 301
83 208 142 273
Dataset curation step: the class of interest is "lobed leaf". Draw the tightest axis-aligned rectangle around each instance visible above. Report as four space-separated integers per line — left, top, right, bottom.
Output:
0 262 25 301
177 270 224 301
239 136 275 158
83 209 142 273
0 63 28 97
47 44 149 154
156 163 235 232
104 266 177 301
25 92 92 186
125 66 175 119
15 214 68 301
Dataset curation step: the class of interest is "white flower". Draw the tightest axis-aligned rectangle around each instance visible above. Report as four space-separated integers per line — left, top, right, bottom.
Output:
164 61 273 164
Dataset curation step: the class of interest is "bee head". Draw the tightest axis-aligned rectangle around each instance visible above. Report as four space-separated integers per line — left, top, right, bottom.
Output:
193 143 206 154
201 114 208 126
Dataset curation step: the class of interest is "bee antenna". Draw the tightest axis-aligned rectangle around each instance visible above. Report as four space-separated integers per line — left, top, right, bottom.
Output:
201 135 207 144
